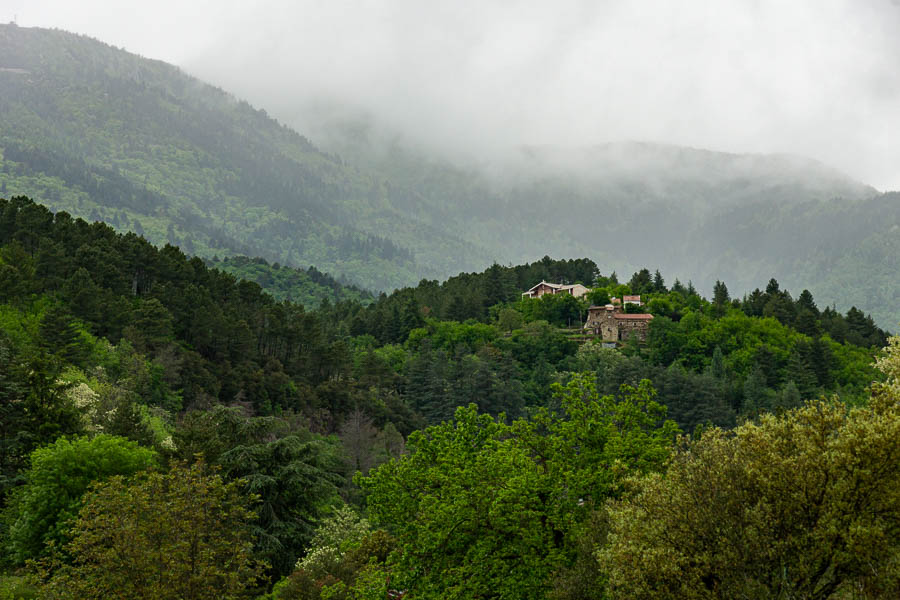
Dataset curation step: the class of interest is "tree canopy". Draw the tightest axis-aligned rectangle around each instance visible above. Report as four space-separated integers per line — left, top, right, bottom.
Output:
5 435 156 565
600 350 900 598
359 374 678 599
36 461 265 600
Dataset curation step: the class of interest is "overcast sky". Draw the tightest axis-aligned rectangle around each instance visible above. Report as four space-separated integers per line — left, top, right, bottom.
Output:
6 0 900 190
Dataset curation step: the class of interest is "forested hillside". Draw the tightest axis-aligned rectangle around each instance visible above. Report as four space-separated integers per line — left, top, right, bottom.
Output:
208 255 371 307
3 24 900 330
2 196 897 598
309 133 900 328
0 24 488 291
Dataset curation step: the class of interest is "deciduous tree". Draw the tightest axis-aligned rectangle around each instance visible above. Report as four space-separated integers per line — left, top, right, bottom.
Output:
7 435 155 564
37 461 265 600
360 374 677 599
600 385 900 598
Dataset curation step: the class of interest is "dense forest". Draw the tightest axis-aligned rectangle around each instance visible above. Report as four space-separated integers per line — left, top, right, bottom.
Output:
208 255 372 308
2 196 898 598
0 24 487 291
3 24 900 329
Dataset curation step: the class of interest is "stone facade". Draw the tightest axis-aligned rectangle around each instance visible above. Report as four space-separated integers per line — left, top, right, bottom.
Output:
584 304 653 344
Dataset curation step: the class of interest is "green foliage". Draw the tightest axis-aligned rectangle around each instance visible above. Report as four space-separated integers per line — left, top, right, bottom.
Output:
362 406 555 599
5 435 156 564
516 293 586 327
533 374 680 503
359 374 677 599
0 327 85 505
586 287 611 306
35 461 265 600
210 256 371 308
600 393 900 599
172 407 343 577
496 307 524 332
0 575 38 600
295 506 372 577
266 519 395 600
407 319 499 354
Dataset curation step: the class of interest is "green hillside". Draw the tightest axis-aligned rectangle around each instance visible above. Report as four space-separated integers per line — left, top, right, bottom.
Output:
208 255 372 307
306 122 900 327
0 24 488 291
1 196 894 597
2 24 899 328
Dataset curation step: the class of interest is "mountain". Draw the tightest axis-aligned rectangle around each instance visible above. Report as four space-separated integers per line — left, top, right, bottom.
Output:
0 24 489 291
279 106 899 326
2 24 898 327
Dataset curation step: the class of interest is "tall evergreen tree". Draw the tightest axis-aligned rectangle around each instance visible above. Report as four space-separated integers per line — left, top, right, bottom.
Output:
713 280 730 307
38 305 88 367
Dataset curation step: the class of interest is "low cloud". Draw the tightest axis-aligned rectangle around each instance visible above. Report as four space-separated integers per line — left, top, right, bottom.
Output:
10 0 900 189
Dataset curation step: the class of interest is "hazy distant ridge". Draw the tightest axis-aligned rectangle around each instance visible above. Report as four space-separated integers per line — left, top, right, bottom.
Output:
2 24 898 327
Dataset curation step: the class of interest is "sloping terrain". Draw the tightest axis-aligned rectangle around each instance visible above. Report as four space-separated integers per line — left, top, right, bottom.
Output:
2 24 898 326
0 24 488 291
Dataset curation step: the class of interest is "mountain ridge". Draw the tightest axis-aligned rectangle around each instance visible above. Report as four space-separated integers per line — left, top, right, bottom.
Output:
2 24 899 327
0 24 491 291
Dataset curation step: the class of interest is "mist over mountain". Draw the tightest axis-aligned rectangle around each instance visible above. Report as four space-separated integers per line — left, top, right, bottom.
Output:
4 7 900 596
170 0 900 192
1 23 899 327
290 109 896 325
0 24 491 292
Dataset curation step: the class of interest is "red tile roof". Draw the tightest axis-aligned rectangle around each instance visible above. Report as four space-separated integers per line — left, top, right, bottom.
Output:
615 313 654 320
623 295 641 302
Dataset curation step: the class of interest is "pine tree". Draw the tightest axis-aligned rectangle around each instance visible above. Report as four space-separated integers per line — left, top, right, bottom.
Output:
713 280 730 306
0 336 25 500
742 366 772 416
709 346 726 379
445 294 468 322
774 380 802 412
387 304 403 344
754 345 779 388
39 305 88 367
628 269 652 295
401 297 424 337
483 262 514 309
797 289 819 315
795 308 820 337
786 349 819 399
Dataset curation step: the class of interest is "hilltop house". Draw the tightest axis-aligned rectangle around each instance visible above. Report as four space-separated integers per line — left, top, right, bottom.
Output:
609 295 643 306
522 281 591 300
584 303 653 346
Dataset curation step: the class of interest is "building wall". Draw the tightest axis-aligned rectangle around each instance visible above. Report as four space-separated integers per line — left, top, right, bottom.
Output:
566 284 590 299
584 307 652 344
617 319 651 342
584 307 611 330
532 283 557 298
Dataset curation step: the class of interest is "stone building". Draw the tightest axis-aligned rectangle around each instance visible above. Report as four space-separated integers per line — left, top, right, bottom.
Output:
584 303 653 346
